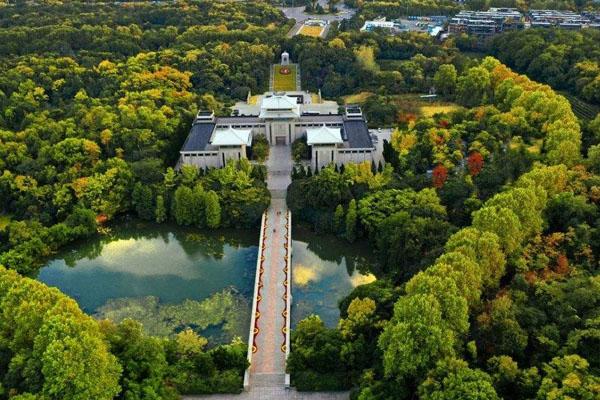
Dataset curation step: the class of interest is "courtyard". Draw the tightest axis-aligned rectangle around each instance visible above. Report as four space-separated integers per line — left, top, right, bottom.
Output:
272 64 298 92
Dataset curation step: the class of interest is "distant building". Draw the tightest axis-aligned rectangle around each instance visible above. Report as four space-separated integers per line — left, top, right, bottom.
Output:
304 19 327 27
360 17 399 32
448 8 524 38
529 9 598 30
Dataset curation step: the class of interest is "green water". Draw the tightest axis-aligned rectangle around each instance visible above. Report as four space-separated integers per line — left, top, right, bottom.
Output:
38 220 258 343
291 226 376 328
38 220 376 343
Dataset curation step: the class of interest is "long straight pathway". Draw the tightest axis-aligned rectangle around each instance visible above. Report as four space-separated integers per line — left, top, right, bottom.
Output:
183 145 348 400
249 201 288 383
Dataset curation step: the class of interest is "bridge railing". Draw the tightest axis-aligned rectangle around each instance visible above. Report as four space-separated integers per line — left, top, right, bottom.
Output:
243 211 267 391
284 211 292 388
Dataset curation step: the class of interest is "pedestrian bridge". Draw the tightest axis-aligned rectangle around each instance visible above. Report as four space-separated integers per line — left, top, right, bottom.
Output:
183 144 349 399
243 200 292 389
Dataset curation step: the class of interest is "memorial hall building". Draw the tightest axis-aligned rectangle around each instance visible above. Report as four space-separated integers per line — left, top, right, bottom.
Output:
179 53 377 170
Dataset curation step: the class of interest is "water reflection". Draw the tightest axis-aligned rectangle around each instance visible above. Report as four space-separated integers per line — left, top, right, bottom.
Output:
38 220 258 343
38 220 378 341
291 226 377 328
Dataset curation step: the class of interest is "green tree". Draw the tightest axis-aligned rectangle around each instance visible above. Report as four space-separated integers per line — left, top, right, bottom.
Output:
379 293 457 382
345 199 357 243
434 64 458 98
338 298 382 381
456 66 492 108
333 204 344 234
132 182 154 220
472 206 523 255
180 165 198 187
205 190 221 229
286 315 347 391
191 184 206 227
172 186 194 225
537 355 600 400
100 319 176 400
155 195 167 223
418 358 499 400
0 267 121 400
375 211 452 279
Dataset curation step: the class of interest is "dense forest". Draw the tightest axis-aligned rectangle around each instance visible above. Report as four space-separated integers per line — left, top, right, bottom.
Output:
489 28 600 106
1 0 599 399
287 55 600 399
284 6 600 398
0 1 281 398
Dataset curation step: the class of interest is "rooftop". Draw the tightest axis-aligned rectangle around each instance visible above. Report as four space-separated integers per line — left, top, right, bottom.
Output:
211 126 253 146
181 122 215 152
259 94 301 119
306 125 343 145
343 119 374 149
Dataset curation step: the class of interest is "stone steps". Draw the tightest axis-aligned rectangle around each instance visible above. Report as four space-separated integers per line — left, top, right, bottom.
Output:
251 373 286 388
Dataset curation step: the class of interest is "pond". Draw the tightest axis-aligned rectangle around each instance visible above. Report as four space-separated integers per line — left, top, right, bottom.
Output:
38 220 377 344
291 226 377 328
38 220 258 344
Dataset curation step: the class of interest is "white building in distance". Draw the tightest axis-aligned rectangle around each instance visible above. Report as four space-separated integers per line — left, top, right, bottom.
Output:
179 92 377 170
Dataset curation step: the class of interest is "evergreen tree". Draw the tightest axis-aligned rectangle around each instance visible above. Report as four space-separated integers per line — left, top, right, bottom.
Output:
334 204 345 234
345 199 357 243
155 195 167 223
163 167 176 192
307 166 313 177
132 182 154 220
205 190 221 228
173 186 194 225
180 165 198 187
192 184 206 226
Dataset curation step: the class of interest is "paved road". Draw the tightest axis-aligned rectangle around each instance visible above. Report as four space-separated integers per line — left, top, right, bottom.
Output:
279 0 356 23
267 145 293 199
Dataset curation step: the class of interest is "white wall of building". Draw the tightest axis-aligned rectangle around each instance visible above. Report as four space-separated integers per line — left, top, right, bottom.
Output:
219 145 247 166
181 152 220 169
336 149 374 166
312 145 337 170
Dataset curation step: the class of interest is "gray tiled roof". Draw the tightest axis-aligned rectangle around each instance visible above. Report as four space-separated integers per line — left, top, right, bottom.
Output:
343 120 374 149
216 116 262 125
299 114 344 123
181 123 215 152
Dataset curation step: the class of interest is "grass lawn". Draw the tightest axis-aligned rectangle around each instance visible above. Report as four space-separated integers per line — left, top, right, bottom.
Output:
273 64 297 92
390 94 460 118
299 25 323 37
248 95 260 105
343 91 374 104
343 92 460 119
0 214 11 231
420 103 461 117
